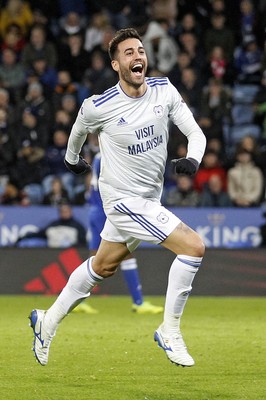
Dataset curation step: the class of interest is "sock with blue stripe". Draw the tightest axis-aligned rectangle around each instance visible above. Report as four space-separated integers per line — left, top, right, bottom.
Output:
120 258 143 305
45 257 103 330
163 255 202 334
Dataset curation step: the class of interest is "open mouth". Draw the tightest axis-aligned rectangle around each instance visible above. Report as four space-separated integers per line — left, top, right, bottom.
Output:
131 63 144 76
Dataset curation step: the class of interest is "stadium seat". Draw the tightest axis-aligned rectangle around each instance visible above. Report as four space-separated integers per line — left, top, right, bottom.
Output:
23 184 44 204
230 124 261 144
232 84 260 105
17 238 47 247
231 104 255 125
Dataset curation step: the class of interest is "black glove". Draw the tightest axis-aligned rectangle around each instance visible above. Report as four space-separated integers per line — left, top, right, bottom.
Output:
172 157 199 176
64 156 92 175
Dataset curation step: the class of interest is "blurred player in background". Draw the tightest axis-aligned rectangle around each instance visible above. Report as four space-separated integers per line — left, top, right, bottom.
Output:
73 151 163 315
29 28 206 368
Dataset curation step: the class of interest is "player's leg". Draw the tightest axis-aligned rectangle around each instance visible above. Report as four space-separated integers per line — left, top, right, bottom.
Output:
76 204 162 314
29 239 130 365
120 254 163 314
154 222 205 367
72 205 104 314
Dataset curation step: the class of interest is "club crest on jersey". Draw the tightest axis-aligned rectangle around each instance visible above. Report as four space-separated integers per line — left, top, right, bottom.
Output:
157 212 169 224
153 105 164 118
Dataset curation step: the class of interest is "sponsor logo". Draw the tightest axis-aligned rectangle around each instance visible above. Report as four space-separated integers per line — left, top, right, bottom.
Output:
117 117 128 125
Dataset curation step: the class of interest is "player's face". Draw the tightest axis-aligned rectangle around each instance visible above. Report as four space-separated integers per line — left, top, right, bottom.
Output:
112 38 148 91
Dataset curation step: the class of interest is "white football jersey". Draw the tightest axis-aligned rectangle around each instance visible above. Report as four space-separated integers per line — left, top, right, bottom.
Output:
66 77 206 208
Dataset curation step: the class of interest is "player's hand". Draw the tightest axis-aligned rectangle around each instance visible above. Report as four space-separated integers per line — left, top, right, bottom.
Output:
171 157 199 176
64 156 92 175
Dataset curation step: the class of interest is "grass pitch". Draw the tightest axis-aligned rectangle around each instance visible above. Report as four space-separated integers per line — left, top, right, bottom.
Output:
1 295 265 400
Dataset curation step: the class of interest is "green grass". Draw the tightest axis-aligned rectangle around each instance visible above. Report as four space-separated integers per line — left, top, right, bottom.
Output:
1 295 265 400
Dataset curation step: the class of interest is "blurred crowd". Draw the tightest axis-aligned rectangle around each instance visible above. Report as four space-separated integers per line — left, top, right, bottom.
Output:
0 0 266 208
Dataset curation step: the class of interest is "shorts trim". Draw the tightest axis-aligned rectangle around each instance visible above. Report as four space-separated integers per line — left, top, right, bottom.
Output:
114 202 167 242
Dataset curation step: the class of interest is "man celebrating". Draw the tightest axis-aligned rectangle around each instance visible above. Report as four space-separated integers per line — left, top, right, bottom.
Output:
29 28 206 367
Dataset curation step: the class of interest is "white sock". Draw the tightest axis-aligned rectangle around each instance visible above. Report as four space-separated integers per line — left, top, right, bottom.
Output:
163 255 202 334
45 257 103 333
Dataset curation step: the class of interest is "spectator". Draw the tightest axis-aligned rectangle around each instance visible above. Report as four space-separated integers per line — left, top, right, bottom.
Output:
82 50 117 94
237 134 266 174
83 12 110 53
60 94 78 124
0 23 26 60
178 32 206 75
0 0 33 38
198 78 232 144
204 45 235 85
56 0 89 18
53 108 72 132
204 12 235 64
175 12 202 40
42 176 70 206
163 174 199 207
16 202 87 247
0 48 25 103
167 50 192 89
208 46 227 80
148 0 178 26
21 23 58 69
0 88 17 125
194 149 227 193
73 172 92 205
178 67 203 118
57 11 87 45
209 0 238 33
239 0 261 44
29 7 58 42
206 137 229 168
99 1 133 30
81 134 100 166
0 108 17 185
227 147 264 207
42 128 76 200
198 174 233 207
18 81 52 143
234 34 263 84
0 180 26 205
15 109 47 203
52 69 79 110
25 55 58 96
57 32 90 83
90 25 116 66
142 19 179 75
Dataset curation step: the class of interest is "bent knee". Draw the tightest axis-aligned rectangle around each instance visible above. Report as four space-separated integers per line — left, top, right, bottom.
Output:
192 237 205 258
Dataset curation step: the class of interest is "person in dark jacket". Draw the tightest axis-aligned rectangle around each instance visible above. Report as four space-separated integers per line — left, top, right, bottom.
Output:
16 202 87 247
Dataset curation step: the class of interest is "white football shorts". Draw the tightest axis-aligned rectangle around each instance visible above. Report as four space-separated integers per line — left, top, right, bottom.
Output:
101 197 181 252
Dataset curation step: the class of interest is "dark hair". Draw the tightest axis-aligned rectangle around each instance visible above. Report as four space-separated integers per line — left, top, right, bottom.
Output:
108 28 142 60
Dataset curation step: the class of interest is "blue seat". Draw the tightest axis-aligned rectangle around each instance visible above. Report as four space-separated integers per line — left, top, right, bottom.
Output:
17 238 47 247
230 124 261 144
232 84 260 104
232 104 255 125
23 184 44 204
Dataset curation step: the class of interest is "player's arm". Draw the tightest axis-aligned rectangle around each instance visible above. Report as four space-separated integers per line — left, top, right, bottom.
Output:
64 100 93 175
169 83 207 176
